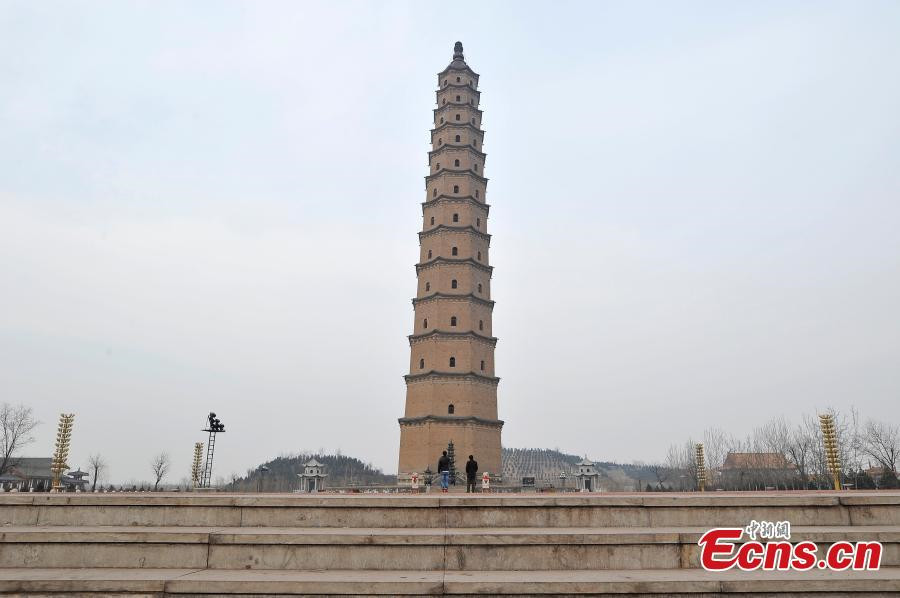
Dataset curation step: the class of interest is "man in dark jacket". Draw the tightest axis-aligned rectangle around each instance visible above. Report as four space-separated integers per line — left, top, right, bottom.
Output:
437 451 450 492
465 455 478 493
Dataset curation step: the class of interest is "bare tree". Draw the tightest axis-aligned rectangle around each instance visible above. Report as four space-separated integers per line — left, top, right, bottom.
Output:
702 427 734 489
665 441 698 491
150 452 171 491
786 417 816 488
0 403 40 475
843 407 867 488
88 453 107 492
865 420 899 473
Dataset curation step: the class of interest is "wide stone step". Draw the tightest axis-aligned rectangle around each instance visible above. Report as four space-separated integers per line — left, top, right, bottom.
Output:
0 567 897 595
2 493 898 528
2 526 897 570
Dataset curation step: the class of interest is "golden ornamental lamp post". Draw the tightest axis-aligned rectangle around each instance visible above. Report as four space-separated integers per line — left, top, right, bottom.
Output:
695 443 706 492
50 413 75 493
819 413 842 491
191 443 204 490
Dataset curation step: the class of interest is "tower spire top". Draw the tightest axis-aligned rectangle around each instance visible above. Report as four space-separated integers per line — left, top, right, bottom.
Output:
453 41 464 61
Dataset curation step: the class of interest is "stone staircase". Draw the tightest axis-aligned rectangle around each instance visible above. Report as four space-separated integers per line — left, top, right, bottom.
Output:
0 492 898 595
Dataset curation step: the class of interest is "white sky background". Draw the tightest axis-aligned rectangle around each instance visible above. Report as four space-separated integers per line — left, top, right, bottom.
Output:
1 1 898 483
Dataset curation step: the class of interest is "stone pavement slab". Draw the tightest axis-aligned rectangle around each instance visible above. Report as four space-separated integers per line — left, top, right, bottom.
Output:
1 568 899 594
0 567 198 593
2 524 898 545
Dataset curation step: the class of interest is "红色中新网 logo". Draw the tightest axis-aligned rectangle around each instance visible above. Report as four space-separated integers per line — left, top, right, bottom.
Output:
698 520 881 571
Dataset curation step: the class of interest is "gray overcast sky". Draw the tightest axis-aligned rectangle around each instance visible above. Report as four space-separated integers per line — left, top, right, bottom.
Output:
1 1 898 483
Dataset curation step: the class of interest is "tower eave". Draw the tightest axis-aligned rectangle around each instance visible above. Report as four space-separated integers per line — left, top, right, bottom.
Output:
411 292 495 308
425 169 488 184
404 370 500 385
433 103 483 116
422 196 490 215
399 415 503 428
430 122 485 136
437 82 482 95
419 225 491 242
437 64 480 80
428 145 486 160
415 257 493 275
408 329 498 346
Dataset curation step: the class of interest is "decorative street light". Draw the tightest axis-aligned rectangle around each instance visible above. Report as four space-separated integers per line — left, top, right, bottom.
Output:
191 443 204 490
258 465 269 493
695 443 707 492
50 413 75 493
819 413 842 491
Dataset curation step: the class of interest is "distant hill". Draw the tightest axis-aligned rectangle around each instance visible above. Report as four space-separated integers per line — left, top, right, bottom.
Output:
501 447 581 482
233 453 396 492
501 447 656 491
231 448 659 492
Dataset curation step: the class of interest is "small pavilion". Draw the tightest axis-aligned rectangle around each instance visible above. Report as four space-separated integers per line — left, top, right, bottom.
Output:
296 459 327 493
574 458 602 492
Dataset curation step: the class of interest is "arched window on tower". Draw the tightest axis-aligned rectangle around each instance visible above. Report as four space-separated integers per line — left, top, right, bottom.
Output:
453 185 459 193
480 360 485 371
444 79 448 86
456 76 461 82
442 99 446 105
479 320 483 331
433 188 437 197
427 249 432 259
477 251 481 260
439 138 443 145
419 358 425 369
473 139 478 147
474 164 478 172
454 159 460 167
453 213 459 222
451 246 458 256
450 316 457 327
475 190 480 198
478 283 482 293
448 404 455 414
455 114 460 121
471 117 476 124
449 357 456 367
425 282 430 291
440 117 444 123
423 318 428 328
455 135 461 142
451 279 458 289
456 95 460 101
430 216 434 225
477 217 481 227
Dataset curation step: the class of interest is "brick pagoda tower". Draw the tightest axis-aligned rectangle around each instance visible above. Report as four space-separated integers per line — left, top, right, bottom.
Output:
398 42 503 482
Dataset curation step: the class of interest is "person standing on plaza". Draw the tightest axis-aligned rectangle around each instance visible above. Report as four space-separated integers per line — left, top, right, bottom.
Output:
465 455 478 493
437 451 450 492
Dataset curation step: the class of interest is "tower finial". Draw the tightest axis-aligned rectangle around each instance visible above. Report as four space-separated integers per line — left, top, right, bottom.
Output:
453 41 464 60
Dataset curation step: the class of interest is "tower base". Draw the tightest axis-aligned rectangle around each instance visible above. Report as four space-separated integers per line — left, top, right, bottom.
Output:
398 416 502 482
